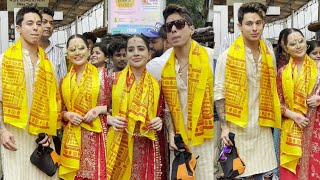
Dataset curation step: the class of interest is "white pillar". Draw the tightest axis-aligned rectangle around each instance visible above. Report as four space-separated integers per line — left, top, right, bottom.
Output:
14 8 21 42
213 5 228 59
0 11 9 53
103 0 108 27
291 10 294 28
75 16 79 34
233 3 243 36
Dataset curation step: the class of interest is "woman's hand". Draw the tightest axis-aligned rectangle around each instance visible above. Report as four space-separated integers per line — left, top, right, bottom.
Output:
0 129 17 151
108 115 127 131
148 117 162 131
83 107 102 123
64 112 84 125
291 112 309 128
307 95 320 107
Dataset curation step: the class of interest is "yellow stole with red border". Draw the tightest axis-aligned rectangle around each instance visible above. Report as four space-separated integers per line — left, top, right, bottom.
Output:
106 66 160 179
59 63 102 180
280 56 317 173
161 40 214 146
2 38 61 135
225 35 281 128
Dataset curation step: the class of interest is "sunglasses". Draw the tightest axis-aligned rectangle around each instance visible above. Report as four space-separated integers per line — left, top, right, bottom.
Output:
218 146 232 162
163 19 190 33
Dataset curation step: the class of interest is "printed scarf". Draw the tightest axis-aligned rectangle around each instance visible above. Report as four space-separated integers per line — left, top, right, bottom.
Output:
225 35 281 128
2 38 60 135
59 63 102 180
280 56 317 173
161 40 214 146
106 66 160 179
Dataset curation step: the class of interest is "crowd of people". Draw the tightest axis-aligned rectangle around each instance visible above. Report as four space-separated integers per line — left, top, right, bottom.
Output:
0 2 319 180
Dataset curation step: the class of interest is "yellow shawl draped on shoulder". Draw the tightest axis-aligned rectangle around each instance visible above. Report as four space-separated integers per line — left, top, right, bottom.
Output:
106 66 160 179
161 40 214 146
59 63 102 180
225 35 281 128
2 38 61 135
280 55 317 173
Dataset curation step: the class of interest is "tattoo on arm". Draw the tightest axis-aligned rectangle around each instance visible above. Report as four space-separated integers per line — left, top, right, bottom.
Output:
215 99 227 126
164 110 175 134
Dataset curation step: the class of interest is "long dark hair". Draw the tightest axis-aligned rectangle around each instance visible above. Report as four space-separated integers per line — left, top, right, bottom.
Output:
276 29 290 54
275 28 290 62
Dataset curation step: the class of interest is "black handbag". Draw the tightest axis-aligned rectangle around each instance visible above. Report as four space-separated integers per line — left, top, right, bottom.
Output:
171 134 198 180
218 132 246 179
30 133 59 177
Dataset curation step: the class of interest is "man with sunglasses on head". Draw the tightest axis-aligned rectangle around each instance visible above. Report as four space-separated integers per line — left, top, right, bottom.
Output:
161 4 215 179
215 2 280 179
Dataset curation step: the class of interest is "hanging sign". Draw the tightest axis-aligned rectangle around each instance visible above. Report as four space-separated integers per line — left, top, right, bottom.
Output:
108 0 165 34
7 0 49 11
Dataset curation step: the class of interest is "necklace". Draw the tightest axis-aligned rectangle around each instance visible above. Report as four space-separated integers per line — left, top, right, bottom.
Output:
178 62 188 76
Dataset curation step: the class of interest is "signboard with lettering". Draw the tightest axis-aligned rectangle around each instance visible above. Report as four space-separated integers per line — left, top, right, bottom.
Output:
108 0 165 34
7 0 49 11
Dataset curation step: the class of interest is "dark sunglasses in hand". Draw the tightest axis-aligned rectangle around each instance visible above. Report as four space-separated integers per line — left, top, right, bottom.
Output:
163 19 191 33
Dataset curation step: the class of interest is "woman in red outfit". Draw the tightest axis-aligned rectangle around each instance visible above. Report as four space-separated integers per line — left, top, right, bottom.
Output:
277 29 320 180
